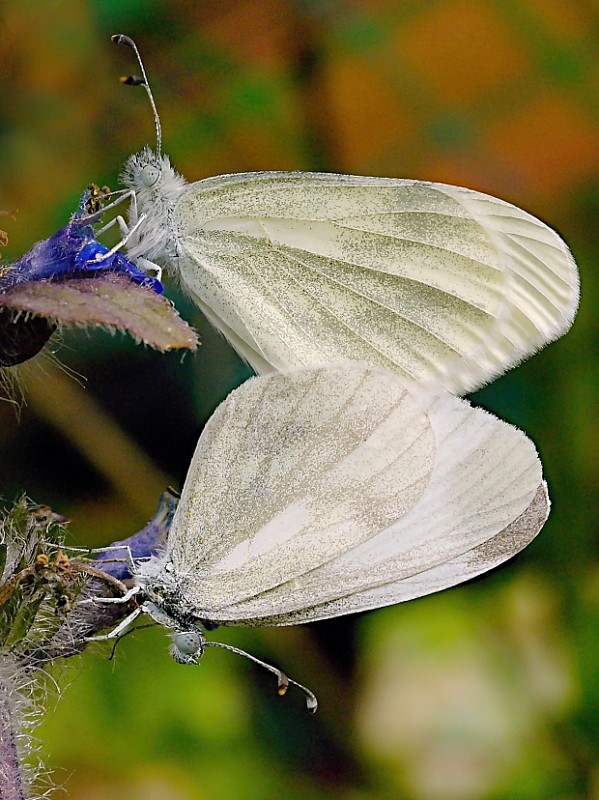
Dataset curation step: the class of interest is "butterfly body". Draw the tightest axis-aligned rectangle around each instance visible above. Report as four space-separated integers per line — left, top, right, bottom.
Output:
88 362 548 701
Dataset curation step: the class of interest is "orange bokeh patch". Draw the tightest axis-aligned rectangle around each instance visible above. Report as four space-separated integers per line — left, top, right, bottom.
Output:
484 92 599 197
397 0 529 107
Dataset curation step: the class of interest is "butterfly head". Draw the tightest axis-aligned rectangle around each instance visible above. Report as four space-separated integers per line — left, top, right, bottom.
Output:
121 147 184 195
170 628 204 664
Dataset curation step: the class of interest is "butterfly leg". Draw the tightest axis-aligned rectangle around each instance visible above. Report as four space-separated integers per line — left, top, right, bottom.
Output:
86 213 146 263
85 543 139 575
93 188 138 237
55 543 137 572
79 189 135 226
84 605 144 641
94 214 130 239
136 257 162 283
91 584 141 604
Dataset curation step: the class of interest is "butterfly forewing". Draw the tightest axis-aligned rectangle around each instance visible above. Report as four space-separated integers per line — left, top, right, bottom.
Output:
170 172 578 394
156 365 546 624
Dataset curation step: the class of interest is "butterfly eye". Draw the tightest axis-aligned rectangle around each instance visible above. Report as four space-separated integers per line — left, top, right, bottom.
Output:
173 630 203 657
141 163 161 187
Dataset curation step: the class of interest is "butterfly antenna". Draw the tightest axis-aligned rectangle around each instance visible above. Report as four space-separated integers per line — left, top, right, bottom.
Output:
112 34 162 159
204 640 318 713
108 621 158 660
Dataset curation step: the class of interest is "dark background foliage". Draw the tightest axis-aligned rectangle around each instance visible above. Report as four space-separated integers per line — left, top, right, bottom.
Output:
0 2 597 798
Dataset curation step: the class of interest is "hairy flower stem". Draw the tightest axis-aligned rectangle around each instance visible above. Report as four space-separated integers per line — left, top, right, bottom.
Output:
0 664 27 800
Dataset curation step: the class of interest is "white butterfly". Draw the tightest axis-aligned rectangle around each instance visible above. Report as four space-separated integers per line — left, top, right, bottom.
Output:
91 363 549 709
109 36 579 395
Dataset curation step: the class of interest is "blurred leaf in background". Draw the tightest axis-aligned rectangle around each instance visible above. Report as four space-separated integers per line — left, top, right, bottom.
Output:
0 1 597 799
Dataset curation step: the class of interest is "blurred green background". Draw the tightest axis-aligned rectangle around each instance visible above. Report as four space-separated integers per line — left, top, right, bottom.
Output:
0 1 597 798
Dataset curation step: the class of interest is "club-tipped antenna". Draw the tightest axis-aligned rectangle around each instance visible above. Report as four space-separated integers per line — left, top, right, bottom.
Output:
112 34 162 158
204 640 318 713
